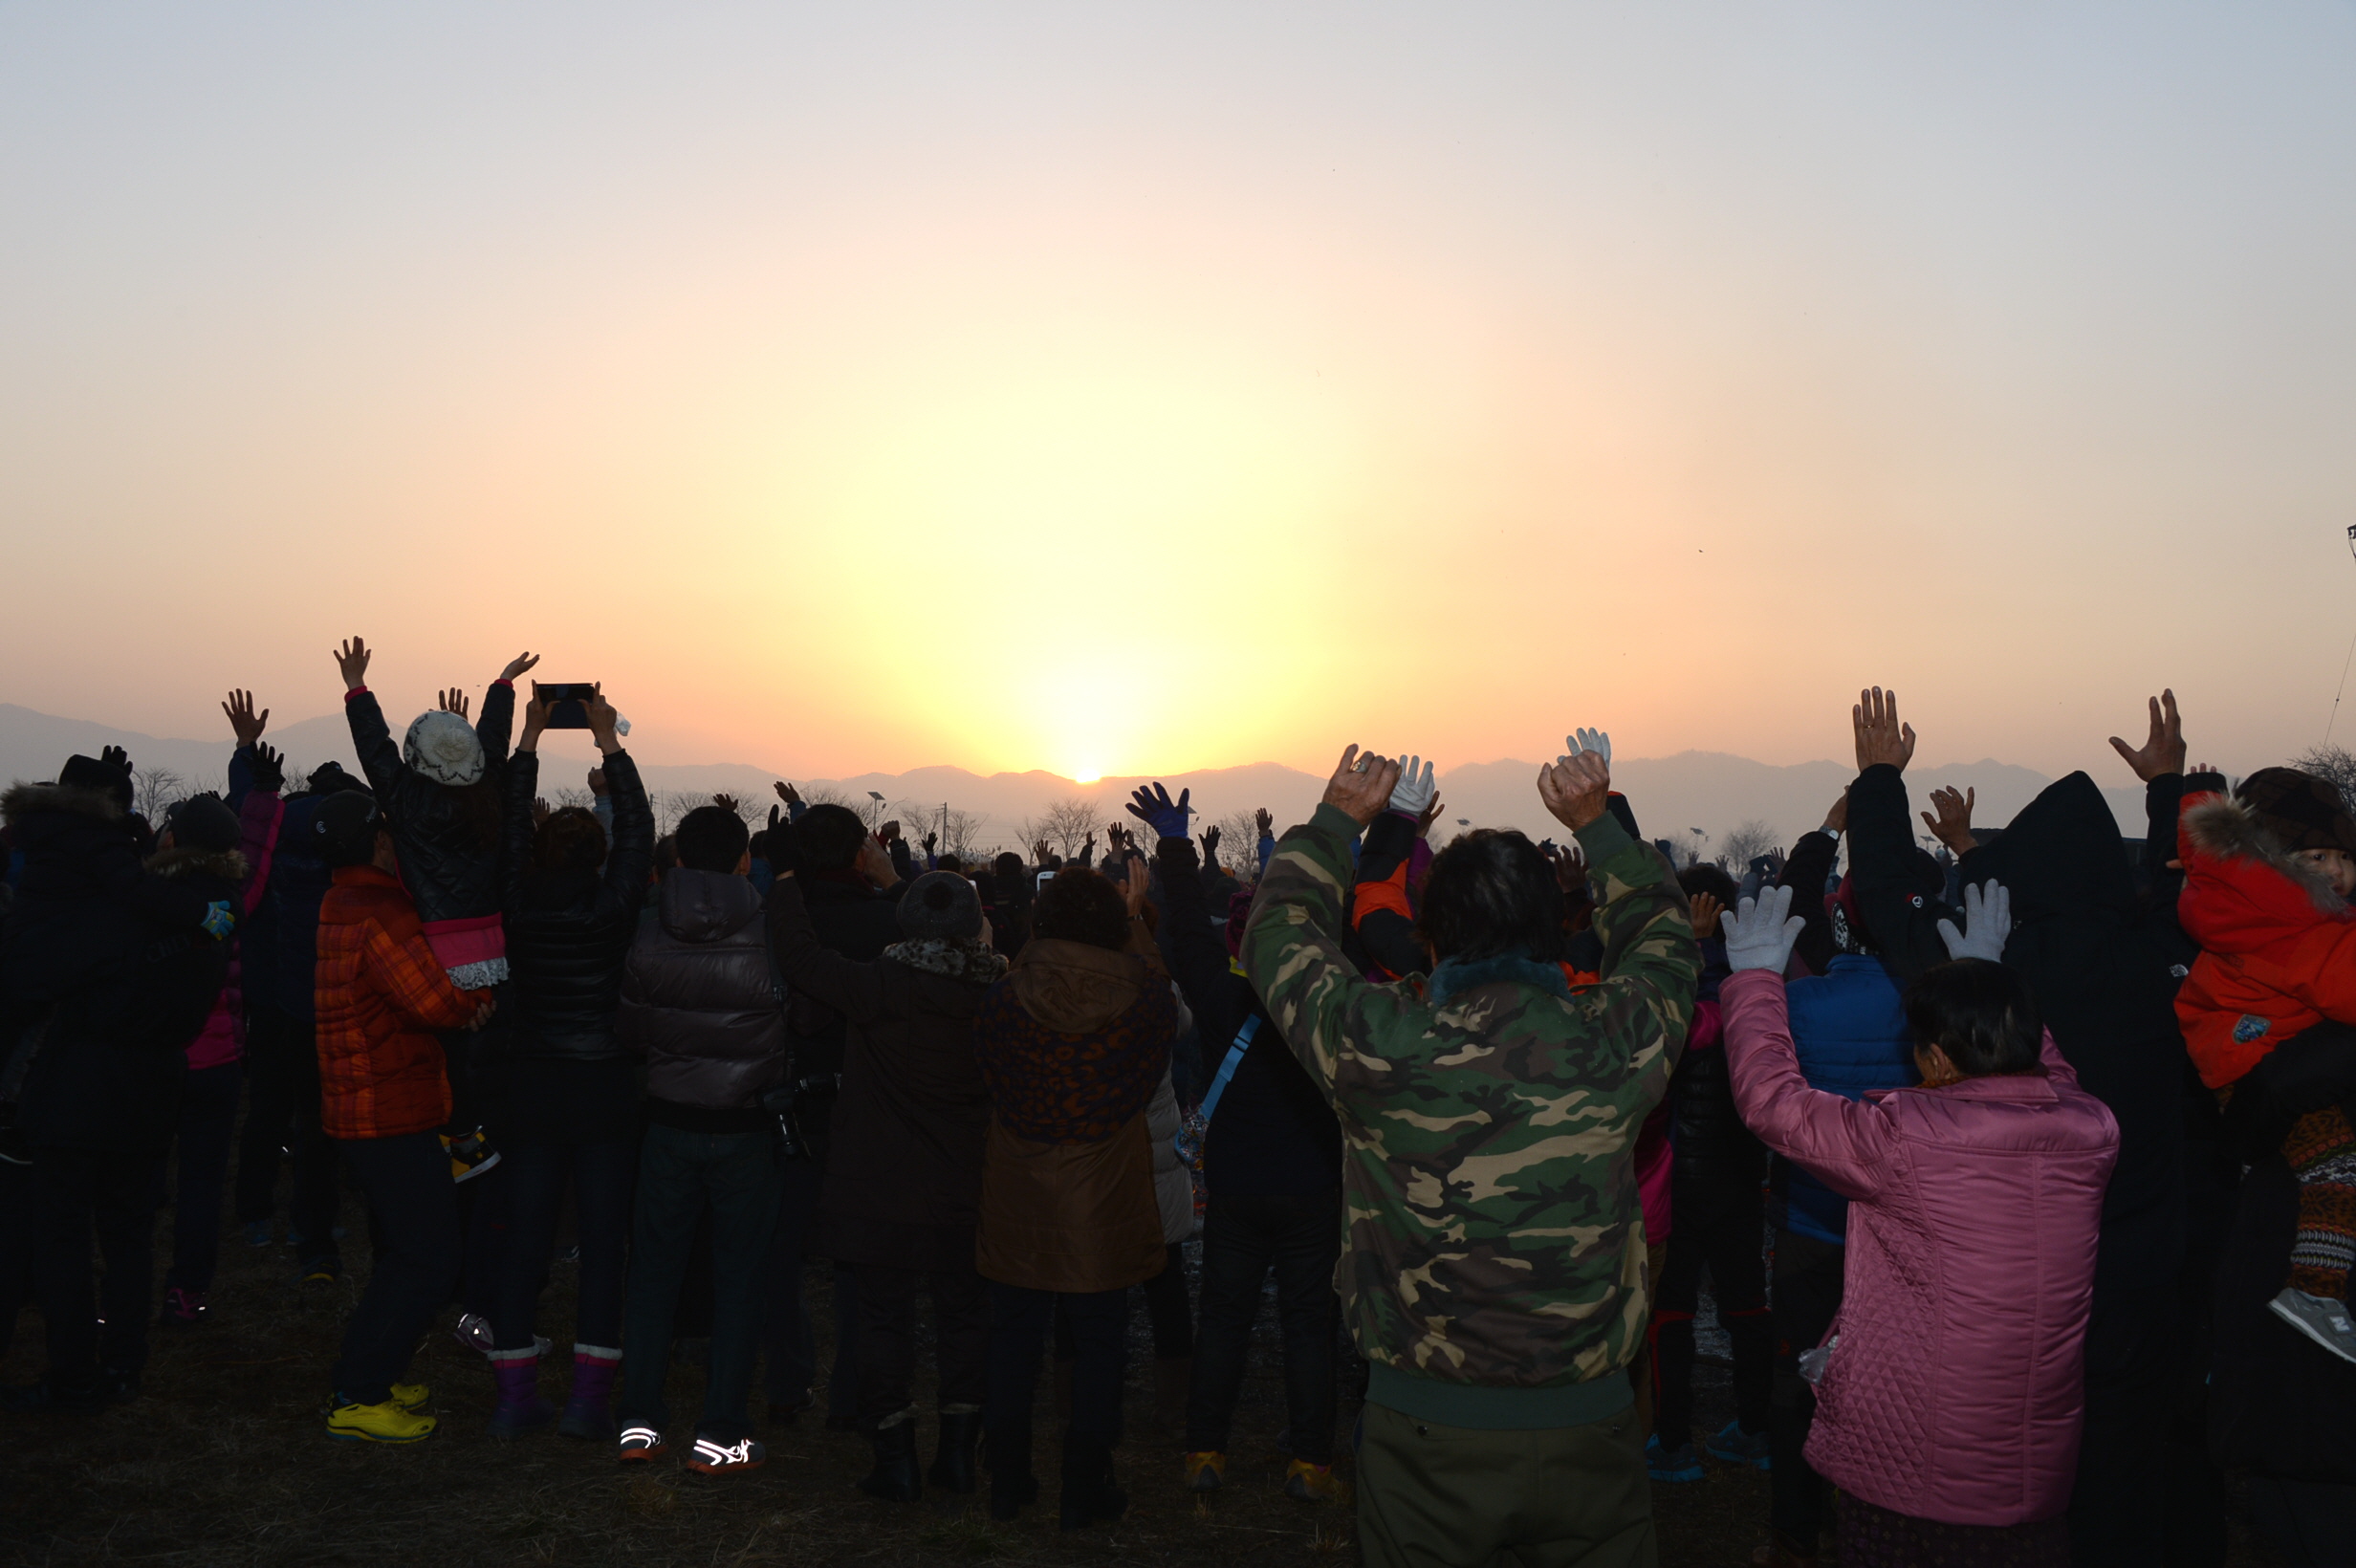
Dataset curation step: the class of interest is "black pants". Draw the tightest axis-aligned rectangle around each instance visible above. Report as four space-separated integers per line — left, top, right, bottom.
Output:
28 1145 164 1388
763 1150 859 1417
333 1131 461 1406
989 1283 1127 1443
1654 1161 1773 1448
1769 1229 1845 1552
491 1137 634 1354
235 1004 340 1268
1143 1240 1192 1360
1187 1191 1341 1462
2068 1285 2178 1568
0 1158 32 1362
851 1262 989 1427
164 1062 242 1296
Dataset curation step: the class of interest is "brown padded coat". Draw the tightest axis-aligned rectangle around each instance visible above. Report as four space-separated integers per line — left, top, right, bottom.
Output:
972 921 1172 1294
618 868 787 1110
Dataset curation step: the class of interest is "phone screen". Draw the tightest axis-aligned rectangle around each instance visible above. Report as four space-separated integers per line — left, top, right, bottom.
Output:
533 682 596 730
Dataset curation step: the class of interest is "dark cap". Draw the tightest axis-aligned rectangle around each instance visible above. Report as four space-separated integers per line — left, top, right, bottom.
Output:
57 752 134 809
166 793 240 854
897 870 984 942
2237 768 2356 858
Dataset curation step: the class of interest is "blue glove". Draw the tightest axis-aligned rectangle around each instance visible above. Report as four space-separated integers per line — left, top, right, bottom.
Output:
201 900 236 941
1125 782 1191 841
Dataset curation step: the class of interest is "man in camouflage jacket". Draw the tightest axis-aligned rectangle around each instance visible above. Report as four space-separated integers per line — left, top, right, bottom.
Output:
1241 739 1697 1567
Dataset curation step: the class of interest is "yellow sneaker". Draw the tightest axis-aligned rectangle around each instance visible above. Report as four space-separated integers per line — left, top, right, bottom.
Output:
389 1383 429 1412
1183 1450 1227 1492
1283 1459 1340 1503
328 1398 437 1444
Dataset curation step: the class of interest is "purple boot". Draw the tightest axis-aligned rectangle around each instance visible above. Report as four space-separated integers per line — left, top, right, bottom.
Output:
487 1353 555 1439
559 1348 621 1441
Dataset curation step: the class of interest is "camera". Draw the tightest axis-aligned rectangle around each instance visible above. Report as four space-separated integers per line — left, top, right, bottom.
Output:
531 681 598 729
760 1071 841 1162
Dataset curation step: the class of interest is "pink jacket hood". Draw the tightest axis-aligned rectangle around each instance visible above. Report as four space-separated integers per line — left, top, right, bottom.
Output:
1721 969 2119 1527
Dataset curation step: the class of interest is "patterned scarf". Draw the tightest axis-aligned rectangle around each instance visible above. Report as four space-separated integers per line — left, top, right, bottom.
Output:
884 937 1010 985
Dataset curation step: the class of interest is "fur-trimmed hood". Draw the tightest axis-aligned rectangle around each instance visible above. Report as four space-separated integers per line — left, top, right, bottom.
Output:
2 780 125 828
2177 789 2351 954
146 844 249 882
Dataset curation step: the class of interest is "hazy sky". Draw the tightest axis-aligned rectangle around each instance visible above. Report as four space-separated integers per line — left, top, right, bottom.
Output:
5 5 2354 784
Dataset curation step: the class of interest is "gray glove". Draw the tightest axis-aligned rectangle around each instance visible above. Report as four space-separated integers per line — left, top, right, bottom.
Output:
1564 728 1611 766
1937 881 2012 963
1722 884 1806 974
1389 754 1436 816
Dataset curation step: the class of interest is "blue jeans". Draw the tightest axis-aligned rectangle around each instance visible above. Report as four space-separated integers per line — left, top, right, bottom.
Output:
620 1123 782 1443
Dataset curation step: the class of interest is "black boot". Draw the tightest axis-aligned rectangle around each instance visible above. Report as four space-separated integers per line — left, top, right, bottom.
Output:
858 1420 923 1502
930 1410 982 1494
987 1420 1037 1521
1058 1429 1127 1532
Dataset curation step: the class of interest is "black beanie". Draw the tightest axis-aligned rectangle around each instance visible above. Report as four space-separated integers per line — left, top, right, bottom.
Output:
897 871 984 941
166 794 240 854
2238 768 2356 858
312 791 384 868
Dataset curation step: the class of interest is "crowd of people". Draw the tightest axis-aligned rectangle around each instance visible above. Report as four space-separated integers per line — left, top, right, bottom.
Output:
1 642 2353 1568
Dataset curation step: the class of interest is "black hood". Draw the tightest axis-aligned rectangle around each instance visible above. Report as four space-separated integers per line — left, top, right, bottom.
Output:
1962 771 2135 923
658 867 763 945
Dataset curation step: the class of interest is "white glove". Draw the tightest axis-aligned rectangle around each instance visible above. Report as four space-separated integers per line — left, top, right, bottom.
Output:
1389 755 1436 815
1722 885 1806 974
1937 881 2012 963
1564 728 1611 766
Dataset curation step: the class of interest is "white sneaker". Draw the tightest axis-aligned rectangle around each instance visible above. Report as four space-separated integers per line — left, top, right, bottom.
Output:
2269 1287 2356 1365
687 1434 766 1473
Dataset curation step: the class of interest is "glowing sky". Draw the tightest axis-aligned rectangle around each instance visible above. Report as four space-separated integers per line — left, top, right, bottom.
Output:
5 5 2355 784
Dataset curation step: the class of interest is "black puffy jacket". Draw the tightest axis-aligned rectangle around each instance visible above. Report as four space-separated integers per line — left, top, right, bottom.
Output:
1668 941 1765 1188
345 684 510 931
619 868 786 1116
499 750 654 1059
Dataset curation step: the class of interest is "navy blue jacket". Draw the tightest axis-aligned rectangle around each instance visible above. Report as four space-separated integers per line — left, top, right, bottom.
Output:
1772 952 1916 1242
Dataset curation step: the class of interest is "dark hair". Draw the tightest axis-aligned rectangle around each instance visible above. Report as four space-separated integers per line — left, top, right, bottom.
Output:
1678 863 1739 909
1417 829 1565 965
791 804 867 873
652 835 678 879
936 853 964 877
1031 865 1128 950
1903 959 2042 1078
534 807 607 876
675 806 751 874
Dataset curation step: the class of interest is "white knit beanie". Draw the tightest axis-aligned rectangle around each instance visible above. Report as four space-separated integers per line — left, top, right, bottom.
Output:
404 710 486 787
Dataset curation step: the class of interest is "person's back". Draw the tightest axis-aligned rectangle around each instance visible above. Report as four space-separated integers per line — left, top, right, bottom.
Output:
620 859 783 1121
1778 934 1915 1243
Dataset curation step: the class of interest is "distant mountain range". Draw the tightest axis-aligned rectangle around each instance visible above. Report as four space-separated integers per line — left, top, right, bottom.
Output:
0 702 2152 854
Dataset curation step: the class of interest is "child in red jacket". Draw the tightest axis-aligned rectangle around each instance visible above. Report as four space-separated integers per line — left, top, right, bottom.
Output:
2175 767 2356 1363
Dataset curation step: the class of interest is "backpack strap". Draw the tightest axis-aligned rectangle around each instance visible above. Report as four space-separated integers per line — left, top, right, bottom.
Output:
1196 1013 1262 1128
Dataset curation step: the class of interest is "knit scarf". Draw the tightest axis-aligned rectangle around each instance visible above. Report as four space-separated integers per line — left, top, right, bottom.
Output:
884 937 1010 985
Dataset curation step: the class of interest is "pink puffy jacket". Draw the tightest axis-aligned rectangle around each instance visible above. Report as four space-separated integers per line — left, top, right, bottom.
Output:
1721 970 2119 1527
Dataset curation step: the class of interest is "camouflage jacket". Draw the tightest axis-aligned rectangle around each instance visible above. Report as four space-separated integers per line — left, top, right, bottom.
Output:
1241 803 1697 1397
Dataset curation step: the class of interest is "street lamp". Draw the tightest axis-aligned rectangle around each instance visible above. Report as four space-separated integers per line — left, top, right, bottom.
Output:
866 791 886 831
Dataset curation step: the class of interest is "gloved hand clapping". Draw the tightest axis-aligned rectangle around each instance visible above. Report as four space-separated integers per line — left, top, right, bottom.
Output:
1937 881 2012 963
1389 755 1437 816
1721 885 1806 975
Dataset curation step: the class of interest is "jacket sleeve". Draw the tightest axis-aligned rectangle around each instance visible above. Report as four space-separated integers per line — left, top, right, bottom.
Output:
766 876 890 1023
476 679 515 770
599 751 655 907
1240 804 1438 1102
888 836 916 883
1152 835 1237 1037
364 914 489 1032
500 750 539 911
236 785 284 917
1778 829 1840 975
1572 810 1703 1078
344 688 420 817
1720 969 1891 1202
1846 764 1954 984
1351 810 1429 980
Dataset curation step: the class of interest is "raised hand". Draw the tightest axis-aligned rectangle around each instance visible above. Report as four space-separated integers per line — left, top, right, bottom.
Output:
1853 687 1917 773
1823 790 1850 835
1389 754 1437 817
767 804 782 833
1418 795 1446 838
582 684 621 751
99 744 131 773
222 688 269 746
252 742 286 794
1201 824 1222 862
1125 782 1192 840
857 834 897 888
2107 690 2187 784
1254 808 1274 838
499 651 541 684
713 794 742 817
879 820 901 844
588 767 608 797
1689 891 1724 942
1123 854 1153 919
533 797 552 828
1722 886 1807 974
774 780 801 807
437 687 471 720
923 830 938 854
1920 786 1976 856
519 691 553 749
1538 745 1612 832
1320 746 1402 827
1938 881 2013 962
1034 838 1053 865
1565 729 1611 766
335 636 371 690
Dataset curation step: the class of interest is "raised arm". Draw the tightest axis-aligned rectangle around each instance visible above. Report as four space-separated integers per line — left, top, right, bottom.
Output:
476 655 530 768
583 688 652 903
1720 969 1890 1202
766 872 890 1023
1844 687 1956 984
499 749 540 908
1778 794 1843 974
1351 764 1432 980
1133 784 1233 1024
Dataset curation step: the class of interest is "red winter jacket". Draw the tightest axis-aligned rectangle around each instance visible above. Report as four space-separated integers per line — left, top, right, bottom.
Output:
2173 791 2356 1090
314 864 490 1140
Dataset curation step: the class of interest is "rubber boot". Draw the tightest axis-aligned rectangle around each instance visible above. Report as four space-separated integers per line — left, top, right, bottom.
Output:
859 1418 923 1502
930 1409 982 1494
559 1350 620 1441
1058 1428 1127 1532
487 1355 555 1438
987 1419 1037 1521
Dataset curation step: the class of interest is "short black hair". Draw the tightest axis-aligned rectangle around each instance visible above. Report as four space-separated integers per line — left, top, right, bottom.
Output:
1903 959 2042 1078
1678 863 1738 909
792 803 867 873
534 807 607 876
1032 865 1129 951
1417 829 1564 965
675 805 751 874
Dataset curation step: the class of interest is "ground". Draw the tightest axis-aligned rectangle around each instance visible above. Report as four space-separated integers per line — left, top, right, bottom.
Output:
0 1158 2277 1566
